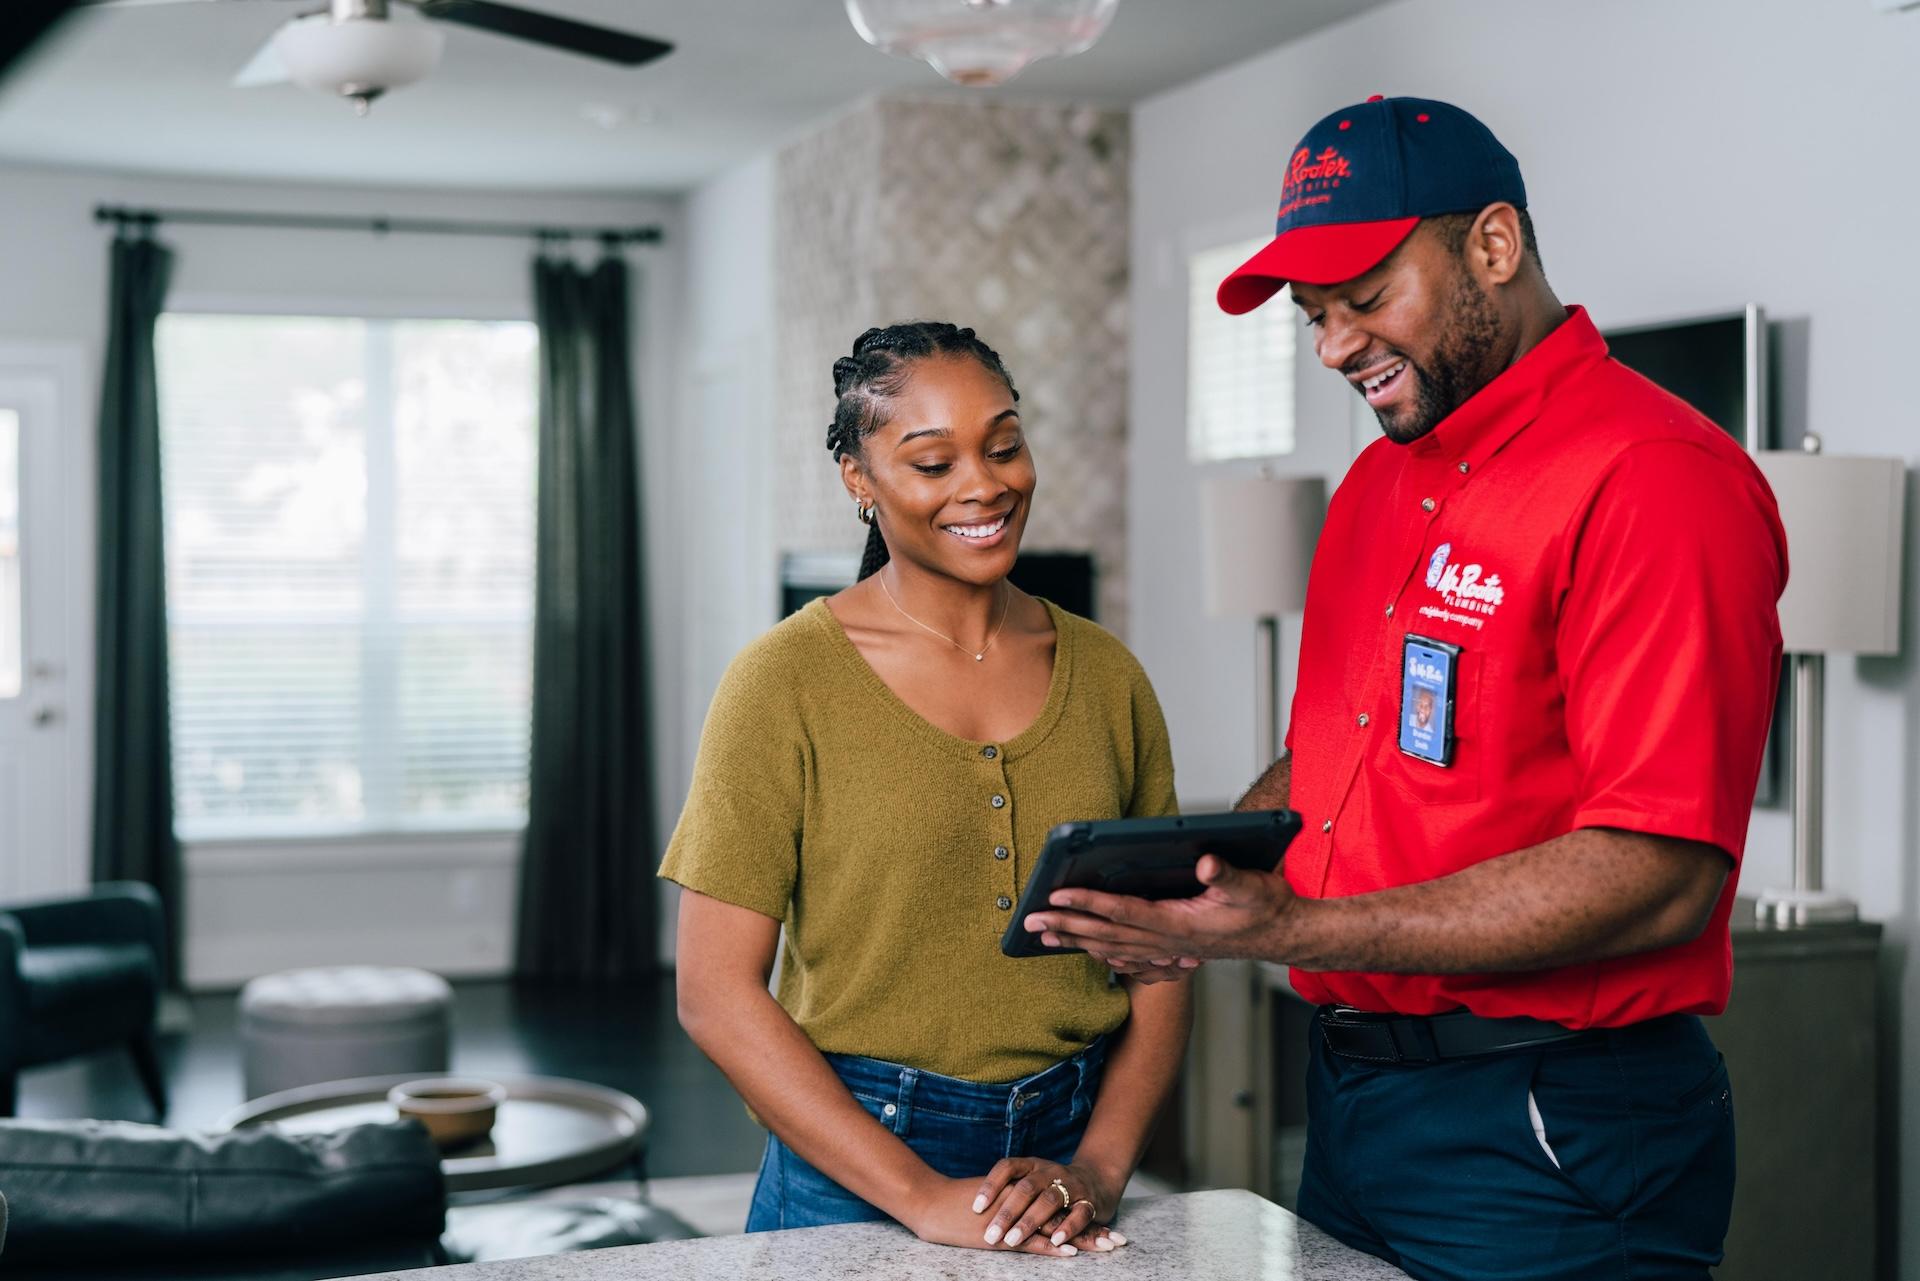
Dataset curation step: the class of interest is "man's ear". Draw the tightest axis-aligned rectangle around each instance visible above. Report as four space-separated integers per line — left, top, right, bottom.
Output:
1469 202 1526 288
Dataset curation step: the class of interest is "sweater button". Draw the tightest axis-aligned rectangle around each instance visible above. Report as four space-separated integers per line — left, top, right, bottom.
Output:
982 745 998 760
1421 497 1436 513
991 794 1006 809
996 896 1012 910
994 846 1009 860
1321 819 1333 834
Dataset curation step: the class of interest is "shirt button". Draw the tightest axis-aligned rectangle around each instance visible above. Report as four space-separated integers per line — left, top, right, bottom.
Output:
1321 819 1333 834
991 794 1006 809
1385 604 1394 617
1458 461 1470 474
994 846 1009 860
996 896 1012 910
882 1103 897 1117
982 745 998 760
1421 497 1436 512
1357 713 1369 727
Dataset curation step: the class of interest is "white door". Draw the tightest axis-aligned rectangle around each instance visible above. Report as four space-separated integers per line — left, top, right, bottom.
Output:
0 349 88 901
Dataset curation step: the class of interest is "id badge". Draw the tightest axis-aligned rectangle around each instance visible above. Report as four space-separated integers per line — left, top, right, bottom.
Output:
1399 634 1460 767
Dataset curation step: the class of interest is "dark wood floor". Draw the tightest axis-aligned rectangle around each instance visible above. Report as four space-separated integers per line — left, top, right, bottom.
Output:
12 974 769 1179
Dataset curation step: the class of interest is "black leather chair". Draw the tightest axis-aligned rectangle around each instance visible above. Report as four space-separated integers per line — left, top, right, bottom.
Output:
0 883 168 1119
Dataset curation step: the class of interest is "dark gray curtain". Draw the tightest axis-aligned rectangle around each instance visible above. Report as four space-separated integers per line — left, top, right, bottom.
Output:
515 253 655 980
91 230 181 986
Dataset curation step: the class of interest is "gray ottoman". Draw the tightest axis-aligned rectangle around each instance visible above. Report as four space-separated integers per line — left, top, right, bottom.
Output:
239 966 453 1100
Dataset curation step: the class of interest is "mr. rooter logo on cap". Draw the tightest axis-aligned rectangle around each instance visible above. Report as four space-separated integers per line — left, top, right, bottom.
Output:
1277 146 1352 221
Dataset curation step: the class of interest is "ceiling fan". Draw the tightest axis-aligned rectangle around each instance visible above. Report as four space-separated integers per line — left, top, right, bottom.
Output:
92 0 674 114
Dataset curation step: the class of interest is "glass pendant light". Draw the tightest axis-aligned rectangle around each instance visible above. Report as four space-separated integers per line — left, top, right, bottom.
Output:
844 0 1119 87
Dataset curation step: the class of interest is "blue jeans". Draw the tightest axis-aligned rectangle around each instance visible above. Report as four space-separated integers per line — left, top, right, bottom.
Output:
745 1038 1108 1232
1298 1010 1735 1281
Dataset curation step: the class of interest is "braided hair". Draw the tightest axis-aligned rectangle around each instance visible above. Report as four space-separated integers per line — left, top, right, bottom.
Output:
825 321 1021 580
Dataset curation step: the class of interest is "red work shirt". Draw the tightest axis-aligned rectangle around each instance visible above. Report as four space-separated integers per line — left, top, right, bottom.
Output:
1284 306 1787 1027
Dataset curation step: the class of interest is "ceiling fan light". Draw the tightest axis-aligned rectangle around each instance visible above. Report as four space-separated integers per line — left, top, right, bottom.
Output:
844 0 1118 87
273 14 445 100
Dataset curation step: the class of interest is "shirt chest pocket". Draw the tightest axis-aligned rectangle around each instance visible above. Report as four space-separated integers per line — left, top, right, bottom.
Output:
1373 646 1483 805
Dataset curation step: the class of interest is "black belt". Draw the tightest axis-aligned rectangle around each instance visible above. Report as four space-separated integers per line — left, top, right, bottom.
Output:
1317 1005 1596 1064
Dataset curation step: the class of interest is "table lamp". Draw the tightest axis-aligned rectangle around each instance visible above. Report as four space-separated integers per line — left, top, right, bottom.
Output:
1752 439 1906 927
1200 473 1326 774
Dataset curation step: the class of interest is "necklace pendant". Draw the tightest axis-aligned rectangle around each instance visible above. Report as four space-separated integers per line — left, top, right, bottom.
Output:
974 653 984 662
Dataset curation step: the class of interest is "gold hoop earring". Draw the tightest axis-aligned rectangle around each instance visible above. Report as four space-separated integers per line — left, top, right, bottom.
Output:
855 499 875 526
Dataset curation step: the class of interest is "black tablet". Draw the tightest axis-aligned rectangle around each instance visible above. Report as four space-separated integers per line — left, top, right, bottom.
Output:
999 809 1302 958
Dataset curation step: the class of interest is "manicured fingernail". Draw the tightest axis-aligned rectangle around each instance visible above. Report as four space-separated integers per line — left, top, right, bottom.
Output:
1051 1230 1067 1245
984 1225 1002 1244
1109 1231 1128 1246
1096 1237 1115 1251
1059 1244 1078 1256
973 1196 987 1213
1006 1228 1023 1246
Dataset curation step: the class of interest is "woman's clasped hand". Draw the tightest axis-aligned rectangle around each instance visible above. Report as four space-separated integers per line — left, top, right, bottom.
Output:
901 1159 1129 1256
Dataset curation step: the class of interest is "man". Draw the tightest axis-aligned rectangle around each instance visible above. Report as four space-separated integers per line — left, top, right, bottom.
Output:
1024 95 1786 1280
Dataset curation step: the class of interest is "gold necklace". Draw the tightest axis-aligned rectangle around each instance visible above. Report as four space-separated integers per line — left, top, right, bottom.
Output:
879 572 1009 662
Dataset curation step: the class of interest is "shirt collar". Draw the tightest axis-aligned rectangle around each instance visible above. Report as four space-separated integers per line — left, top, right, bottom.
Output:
1406 305 1607 469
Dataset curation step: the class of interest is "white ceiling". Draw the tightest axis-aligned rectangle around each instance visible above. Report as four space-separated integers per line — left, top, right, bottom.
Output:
0 0 1390 193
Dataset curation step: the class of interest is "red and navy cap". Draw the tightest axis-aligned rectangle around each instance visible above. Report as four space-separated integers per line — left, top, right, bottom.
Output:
1217 95 1527 315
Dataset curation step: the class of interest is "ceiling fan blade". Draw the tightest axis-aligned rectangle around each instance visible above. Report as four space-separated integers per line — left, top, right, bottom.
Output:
231 28 289 85
409 0 671 67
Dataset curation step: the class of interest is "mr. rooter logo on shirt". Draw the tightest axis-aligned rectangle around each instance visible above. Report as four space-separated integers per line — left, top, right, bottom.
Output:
1277 146 1351 221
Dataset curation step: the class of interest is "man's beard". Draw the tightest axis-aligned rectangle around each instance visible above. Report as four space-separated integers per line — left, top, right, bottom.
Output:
1370 268 1505 445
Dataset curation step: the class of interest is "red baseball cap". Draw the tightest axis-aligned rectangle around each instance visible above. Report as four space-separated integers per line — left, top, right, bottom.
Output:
1217 95 1527 315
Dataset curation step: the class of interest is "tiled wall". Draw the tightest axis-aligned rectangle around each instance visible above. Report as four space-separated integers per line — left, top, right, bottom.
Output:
774 97 1131 630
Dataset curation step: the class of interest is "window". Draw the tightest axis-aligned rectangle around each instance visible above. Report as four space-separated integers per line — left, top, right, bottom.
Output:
0 408 17 699
1187 237 1296 462
157 314 538 838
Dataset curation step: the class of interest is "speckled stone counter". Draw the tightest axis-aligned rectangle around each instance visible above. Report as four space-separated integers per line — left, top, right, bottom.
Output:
346 1190 1408 1280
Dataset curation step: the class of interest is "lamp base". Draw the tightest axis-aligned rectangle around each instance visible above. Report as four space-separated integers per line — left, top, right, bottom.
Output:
1754 887 1860 929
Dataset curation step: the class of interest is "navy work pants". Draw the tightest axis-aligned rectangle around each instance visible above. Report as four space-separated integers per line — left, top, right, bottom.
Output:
1298 1009 1735 1280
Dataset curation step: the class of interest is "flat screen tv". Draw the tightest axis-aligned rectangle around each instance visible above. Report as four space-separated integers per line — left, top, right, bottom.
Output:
1602 305 1768 450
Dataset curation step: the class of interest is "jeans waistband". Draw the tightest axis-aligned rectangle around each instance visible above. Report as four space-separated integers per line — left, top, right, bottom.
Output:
823 1036 1108 1126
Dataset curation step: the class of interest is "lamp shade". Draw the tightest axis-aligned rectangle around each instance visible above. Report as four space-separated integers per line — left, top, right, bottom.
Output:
273 15 444 99
1755 451 1906 655
1199 474 1326 619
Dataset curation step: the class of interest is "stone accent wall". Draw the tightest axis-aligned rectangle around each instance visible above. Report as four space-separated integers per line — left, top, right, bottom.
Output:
773 97 1130 630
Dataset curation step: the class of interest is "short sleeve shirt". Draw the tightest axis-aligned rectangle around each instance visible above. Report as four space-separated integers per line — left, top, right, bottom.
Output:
1284 307 1788 1027
659 598 1179 1082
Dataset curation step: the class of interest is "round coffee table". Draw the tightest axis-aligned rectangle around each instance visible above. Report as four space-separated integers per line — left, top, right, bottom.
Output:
221 1074 649 1193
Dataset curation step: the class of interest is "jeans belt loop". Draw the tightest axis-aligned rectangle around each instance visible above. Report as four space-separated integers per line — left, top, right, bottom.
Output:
893 1067 918 1136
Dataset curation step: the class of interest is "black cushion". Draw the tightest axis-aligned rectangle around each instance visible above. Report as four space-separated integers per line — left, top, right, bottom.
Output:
0 1118 444 1264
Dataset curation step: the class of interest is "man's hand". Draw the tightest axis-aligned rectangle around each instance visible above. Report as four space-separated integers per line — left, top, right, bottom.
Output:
1024 855 1303 965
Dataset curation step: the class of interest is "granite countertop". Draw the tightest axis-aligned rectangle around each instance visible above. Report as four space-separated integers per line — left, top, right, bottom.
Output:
348 1190 1408 1280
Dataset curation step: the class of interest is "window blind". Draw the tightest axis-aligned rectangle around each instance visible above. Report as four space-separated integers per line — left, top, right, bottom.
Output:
1187 237 1297 463
157 314 538 837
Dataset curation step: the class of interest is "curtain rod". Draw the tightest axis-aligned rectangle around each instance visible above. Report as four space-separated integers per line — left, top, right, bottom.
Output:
93 204 664 246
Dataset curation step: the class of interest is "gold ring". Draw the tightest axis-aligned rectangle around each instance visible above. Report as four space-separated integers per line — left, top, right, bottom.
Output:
1049 1178 1071 1210
1071 1198 1096 1214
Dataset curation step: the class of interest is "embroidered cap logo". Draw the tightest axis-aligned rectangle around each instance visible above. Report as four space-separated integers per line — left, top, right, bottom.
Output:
1277 145 1352 221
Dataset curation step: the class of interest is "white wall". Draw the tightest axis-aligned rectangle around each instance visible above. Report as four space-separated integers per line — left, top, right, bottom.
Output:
1130 0 1920 1273
663 153 779 963
0 162 685 987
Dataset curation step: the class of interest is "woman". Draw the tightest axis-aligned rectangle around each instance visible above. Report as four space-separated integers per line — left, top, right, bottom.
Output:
663 322 1190 1258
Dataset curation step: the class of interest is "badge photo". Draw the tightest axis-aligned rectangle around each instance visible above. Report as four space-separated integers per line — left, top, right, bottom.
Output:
1399 634 1460 767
